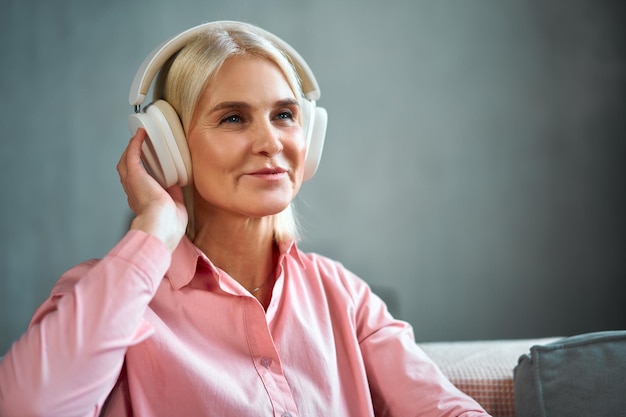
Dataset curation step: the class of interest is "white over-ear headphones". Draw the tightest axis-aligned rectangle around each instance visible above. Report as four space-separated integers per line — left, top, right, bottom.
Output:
128 21 328 188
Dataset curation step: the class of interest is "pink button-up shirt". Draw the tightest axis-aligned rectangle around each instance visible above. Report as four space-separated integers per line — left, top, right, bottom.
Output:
0 231 489 416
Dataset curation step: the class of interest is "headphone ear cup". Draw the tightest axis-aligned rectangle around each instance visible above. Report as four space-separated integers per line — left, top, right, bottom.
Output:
150 100 193 185
303 105 327 181
127 100 192 188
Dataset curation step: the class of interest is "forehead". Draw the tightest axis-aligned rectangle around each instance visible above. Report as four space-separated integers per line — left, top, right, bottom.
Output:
203 55 297 102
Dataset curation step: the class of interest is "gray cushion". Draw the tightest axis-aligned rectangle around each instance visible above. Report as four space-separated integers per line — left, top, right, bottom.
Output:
514 331 626 417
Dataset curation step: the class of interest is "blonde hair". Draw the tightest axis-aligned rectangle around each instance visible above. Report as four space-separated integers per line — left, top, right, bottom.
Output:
153 22 302 243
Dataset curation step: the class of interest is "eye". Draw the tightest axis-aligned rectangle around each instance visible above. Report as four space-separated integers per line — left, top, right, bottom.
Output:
275 110 295 121
220 114 242 124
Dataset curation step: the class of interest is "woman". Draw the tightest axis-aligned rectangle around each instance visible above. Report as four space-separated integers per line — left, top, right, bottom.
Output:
0 21 490 416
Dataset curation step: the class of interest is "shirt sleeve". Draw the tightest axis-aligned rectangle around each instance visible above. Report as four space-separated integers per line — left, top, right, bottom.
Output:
0 230 171 417
344 269 491 417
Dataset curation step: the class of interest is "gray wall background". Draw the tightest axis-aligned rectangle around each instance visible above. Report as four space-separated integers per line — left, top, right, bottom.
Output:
1 0 625 355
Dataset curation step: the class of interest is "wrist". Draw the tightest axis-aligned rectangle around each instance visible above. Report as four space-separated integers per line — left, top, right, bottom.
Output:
130 213 185 252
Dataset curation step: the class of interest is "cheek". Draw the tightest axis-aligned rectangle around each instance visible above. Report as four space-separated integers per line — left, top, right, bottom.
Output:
188 132 229 169
187 138 223 186
188 141 208 176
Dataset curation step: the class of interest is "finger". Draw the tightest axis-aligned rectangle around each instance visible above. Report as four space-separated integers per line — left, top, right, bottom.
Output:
125 128 147 164
117 130 141 171
117 136 141 198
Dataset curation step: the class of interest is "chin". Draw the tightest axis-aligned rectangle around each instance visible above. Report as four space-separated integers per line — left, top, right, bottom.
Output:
254 201 292 218
249 190 295 215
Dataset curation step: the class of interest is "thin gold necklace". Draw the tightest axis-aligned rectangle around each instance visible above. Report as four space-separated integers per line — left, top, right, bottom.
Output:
249 282 266 294
248 242 278 294
248 272 274 294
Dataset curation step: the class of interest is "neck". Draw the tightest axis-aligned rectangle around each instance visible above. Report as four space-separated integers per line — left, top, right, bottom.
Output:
192 211 277 293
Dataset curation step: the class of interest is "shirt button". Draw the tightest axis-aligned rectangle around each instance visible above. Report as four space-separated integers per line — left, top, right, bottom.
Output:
260 357 273 368
281 412 293 417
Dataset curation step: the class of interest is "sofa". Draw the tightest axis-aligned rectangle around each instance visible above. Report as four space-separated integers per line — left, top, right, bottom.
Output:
420 331 626 417
420 337 559 417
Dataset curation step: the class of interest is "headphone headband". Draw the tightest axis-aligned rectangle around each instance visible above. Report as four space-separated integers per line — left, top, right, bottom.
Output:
128 20 321 107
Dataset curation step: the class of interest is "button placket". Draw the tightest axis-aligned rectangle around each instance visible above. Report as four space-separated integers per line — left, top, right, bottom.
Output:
243 297 298 416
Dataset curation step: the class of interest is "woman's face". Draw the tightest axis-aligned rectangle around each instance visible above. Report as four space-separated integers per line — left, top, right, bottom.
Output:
186 55 306 220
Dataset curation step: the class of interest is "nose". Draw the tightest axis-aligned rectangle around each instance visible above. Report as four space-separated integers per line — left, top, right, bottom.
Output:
251 119 283 157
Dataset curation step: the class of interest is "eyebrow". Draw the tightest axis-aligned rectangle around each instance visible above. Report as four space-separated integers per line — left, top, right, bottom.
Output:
208 98 299 114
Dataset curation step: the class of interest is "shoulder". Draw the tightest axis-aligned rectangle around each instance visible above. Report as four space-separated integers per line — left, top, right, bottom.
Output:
287 247 406 341
286 247 372 304
293 248 355 280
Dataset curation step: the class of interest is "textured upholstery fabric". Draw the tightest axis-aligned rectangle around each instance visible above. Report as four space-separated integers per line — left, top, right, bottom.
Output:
420 338 558 417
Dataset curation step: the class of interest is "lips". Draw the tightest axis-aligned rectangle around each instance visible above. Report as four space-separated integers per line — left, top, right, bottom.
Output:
245 166 289 180
252 167 288 175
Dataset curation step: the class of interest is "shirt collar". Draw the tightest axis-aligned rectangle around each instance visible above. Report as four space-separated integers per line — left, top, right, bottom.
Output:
166 236 212 290
166 236 307 290
277 238 307 270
